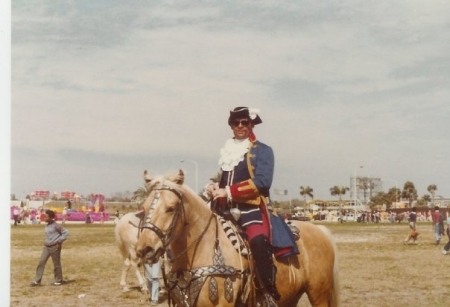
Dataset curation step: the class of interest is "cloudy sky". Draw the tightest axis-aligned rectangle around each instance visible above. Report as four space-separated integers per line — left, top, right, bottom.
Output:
9 1 450 202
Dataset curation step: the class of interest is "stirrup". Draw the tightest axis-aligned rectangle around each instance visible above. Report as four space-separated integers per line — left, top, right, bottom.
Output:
288 224 300 240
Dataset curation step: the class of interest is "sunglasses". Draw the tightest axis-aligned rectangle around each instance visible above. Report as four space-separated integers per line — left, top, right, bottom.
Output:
231 119 251 127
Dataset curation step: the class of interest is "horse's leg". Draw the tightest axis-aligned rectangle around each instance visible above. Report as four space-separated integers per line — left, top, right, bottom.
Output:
133 262 148 293
120 258 131 292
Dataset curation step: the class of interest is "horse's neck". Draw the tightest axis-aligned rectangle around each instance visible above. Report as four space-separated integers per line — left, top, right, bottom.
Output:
170 195 218 268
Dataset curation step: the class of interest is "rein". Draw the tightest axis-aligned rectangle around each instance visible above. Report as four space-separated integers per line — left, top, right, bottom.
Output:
171 213 215 263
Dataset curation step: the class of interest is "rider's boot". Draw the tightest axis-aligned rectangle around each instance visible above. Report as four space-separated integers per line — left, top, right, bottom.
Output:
250 234 281 301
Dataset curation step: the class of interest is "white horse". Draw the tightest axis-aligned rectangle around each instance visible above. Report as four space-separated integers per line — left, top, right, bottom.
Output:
115 211 148 292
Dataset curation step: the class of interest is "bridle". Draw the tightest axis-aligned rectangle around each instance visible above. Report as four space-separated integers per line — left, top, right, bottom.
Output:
140 184 185 250
139 183 216 262
139 183 245 307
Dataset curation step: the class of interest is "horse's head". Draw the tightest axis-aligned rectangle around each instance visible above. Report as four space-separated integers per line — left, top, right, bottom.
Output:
136 169 186 263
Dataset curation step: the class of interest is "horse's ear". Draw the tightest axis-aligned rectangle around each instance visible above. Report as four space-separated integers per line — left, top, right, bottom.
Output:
174 169 184 185
143 170 152 183
165 170 184 185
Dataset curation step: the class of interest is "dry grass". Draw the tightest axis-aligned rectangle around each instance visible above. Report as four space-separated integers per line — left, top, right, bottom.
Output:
10 221 450 307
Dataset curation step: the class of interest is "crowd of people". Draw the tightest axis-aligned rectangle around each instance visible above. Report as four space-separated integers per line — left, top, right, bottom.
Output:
11 204 110 225
11 206 52 225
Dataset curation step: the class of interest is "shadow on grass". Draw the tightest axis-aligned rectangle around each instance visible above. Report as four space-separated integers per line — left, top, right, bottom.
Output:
62 279 77 285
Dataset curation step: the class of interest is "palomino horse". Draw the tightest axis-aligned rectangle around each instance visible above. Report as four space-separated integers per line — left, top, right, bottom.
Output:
115 211 148 292
136 170 339 307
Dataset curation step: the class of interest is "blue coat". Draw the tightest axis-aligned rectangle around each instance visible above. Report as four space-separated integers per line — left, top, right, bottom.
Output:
219 139 274 227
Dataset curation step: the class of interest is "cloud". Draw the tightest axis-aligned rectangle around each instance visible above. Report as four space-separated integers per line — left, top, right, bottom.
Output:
11 1 450 199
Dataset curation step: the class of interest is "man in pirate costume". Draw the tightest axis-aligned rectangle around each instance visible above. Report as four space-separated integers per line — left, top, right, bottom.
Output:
207 107 298 302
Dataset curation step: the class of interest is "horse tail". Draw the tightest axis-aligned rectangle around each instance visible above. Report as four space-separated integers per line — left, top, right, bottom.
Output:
318 225 340 307
115 226 126 259
114 214 132 260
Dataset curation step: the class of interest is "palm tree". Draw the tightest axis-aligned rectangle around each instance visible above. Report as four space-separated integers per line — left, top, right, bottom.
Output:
330 186 350 204
300 186 314 210
427 184 437 206
387 187 401 205
132 186 150 210
401 181 418 208
413 194 431 207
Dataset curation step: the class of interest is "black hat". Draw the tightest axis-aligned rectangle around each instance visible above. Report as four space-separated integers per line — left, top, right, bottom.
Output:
228 107 262 126
46 210 55 219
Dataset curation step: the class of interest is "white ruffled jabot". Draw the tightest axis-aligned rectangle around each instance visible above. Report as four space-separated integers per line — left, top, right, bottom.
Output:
218 138 251 171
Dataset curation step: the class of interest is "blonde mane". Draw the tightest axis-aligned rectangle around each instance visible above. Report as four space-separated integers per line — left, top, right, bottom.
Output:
143 169 208 209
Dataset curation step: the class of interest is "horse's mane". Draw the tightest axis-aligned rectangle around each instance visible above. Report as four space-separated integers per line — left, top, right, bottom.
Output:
143 169 209 209
144 171 179 191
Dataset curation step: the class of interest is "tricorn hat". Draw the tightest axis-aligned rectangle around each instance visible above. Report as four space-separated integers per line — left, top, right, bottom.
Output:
228 107 262 126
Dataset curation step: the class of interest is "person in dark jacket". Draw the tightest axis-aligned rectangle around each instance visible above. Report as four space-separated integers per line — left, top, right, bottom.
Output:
206 107 297 302
432 206 441 245
30 210 69 286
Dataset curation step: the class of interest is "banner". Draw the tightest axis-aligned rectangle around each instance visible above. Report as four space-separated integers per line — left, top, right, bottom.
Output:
274 189 288 195
61 191 76 200
34 190 50 199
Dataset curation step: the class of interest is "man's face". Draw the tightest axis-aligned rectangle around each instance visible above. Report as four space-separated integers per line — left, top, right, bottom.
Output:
230 117 253 140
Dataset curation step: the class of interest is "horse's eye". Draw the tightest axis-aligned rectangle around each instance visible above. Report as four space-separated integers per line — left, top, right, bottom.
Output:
166 207 175 213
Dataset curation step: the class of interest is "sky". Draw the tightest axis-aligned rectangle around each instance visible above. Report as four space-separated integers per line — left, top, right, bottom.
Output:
8 0 450 204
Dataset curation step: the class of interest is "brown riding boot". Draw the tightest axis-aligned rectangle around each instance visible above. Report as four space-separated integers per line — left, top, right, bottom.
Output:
250 234 281 301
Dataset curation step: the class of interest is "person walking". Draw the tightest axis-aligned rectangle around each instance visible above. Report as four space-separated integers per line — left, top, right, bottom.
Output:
404 207 418 244
85 210 92 224
432 206 441 245
144 258 161 306
206 107 297 302
62 207 67 224
442 213 450 255
13 207 20 226
30 210 69 286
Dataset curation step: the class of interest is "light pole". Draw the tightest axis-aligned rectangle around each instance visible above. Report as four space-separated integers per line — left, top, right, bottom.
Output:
353 166 363 210
180 159 198 193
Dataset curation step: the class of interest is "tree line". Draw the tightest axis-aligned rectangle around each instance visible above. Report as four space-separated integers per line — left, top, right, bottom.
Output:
297 182 439 210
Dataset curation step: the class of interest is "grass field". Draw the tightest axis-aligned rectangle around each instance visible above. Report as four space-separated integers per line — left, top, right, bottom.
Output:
10 220 449 307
